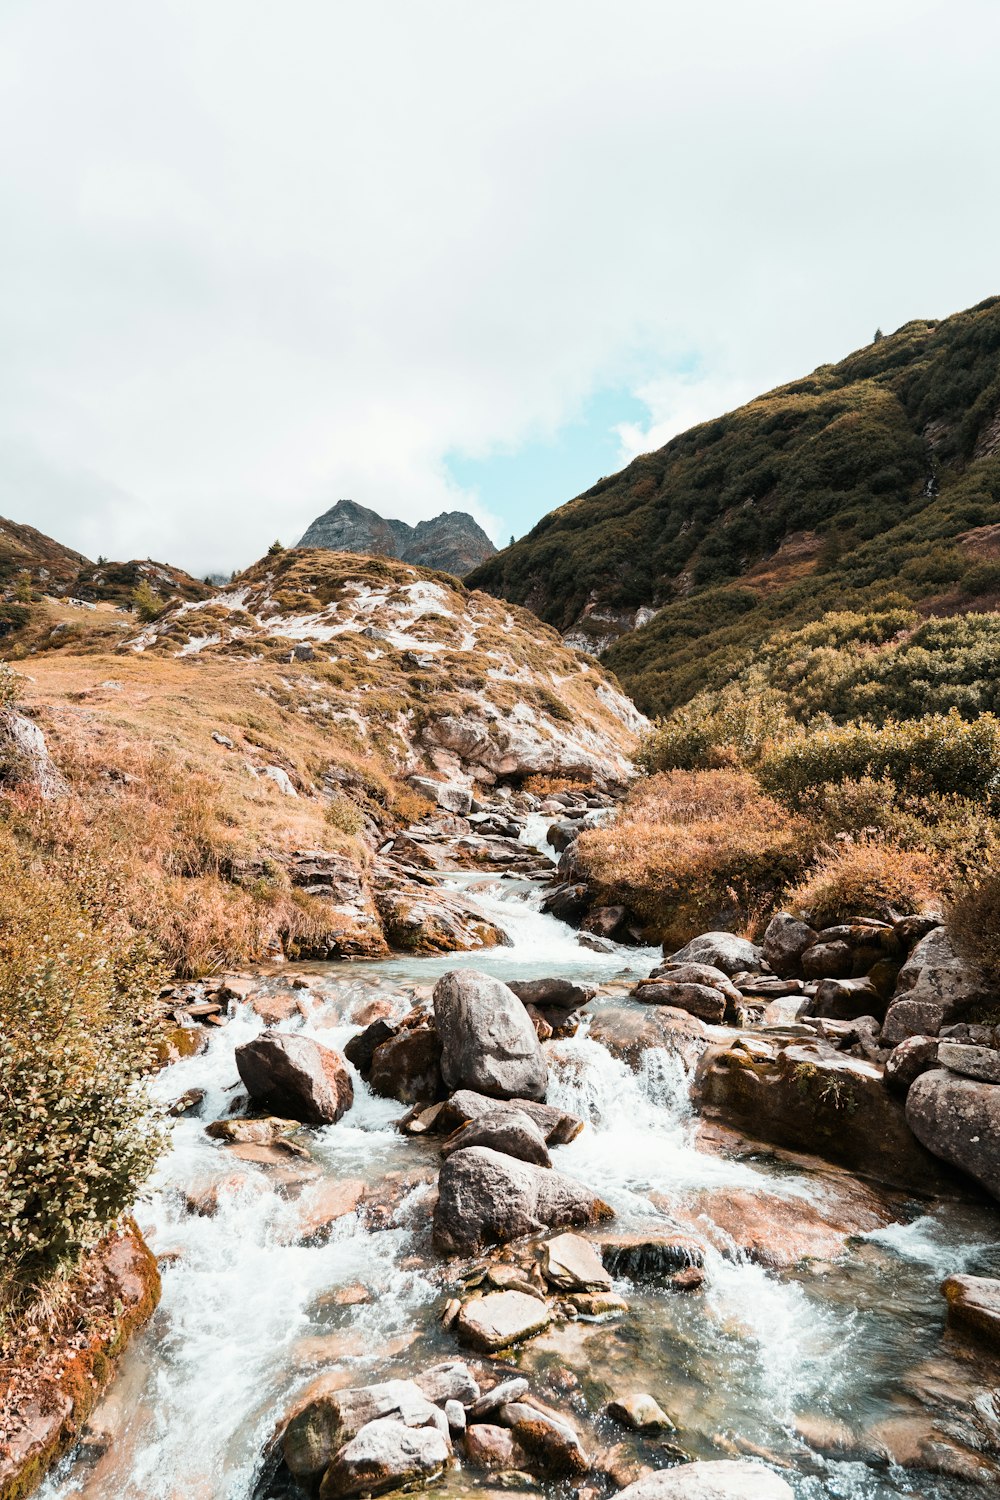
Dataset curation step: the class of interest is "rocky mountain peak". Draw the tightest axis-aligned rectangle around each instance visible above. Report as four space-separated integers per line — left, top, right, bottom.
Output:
299 499 496 577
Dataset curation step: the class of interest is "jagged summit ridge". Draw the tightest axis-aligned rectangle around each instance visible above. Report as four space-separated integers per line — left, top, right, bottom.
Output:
299 499 496 576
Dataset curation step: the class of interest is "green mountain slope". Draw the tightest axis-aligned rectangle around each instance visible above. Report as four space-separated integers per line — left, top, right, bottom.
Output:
468 296 1000 716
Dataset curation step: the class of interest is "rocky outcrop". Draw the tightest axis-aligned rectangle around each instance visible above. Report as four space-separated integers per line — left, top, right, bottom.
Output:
298 499 496 577
433 1146 613 1254
696 1037 953 1194
433 970 547 1101
0 1222 160 1500
905 1069 1000 1201
882 928 983 1045
0 711 68 799
941 1274 1000 1348
235 1033 354 1125
432 1088 584 1145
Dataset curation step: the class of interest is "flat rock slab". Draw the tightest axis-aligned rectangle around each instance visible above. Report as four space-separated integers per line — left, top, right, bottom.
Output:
457 1290 552 1351
941 1274 1000 1348
541 1231 612 1292
937 1042 1000 1084
616 1459 794 1500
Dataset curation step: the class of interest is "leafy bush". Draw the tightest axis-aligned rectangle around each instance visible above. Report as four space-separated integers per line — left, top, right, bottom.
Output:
576 770 813 947
639 675 795 773
948 871 1000 989
324 795 365 836
0 831 164 1306
784 838 940 927
759 710 1000 808
131 579 162 621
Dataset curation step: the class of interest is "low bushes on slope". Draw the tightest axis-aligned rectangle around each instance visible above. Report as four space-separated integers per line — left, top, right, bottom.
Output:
784 839 940 928
0 827 164 1321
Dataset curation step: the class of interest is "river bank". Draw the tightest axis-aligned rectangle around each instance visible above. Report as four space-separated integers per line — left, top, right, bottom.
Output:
21 808 1000 1500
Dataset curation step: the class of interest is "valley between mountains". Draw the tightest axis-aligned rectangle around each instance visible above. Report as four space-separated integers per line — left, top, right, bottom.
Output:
4 300 1000 1500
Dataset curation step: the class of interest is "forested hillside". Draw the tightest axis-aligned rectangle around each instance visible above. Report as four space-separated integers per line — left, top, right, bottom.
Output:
469 296 1000 716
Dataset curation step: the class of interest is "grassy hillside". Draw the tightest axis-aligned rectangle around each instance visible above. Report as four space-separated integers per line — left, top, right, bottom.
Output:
469 296 1000 716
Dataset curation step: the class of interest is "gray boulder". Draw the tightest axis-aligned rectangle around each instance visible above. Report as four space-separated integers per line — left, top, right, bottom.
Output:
441 1108 551 1167
666 932 764 977
284 1379 437 1481
437 1088 583 1145
762 912 817 978
433 1146 613 1254
433 970 547 1101
509 978 596 1012
235 1032 354 1126
937 1042 1000 1084
319 1417 450 1498
615 1460 794 1500
888 927 982 1038
884 1036 939 1096
906 1068 1000 1201
633 981 725 1024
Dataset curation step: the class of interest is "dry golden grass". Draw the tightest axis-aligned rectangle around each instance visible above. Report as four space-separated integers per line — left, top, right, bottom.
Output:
577 769 814 947
785 838 941 927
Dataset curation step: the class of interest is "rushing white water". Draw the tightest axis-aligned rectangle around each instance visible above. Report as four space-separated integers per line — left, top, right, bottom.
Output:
40 869 1000 1500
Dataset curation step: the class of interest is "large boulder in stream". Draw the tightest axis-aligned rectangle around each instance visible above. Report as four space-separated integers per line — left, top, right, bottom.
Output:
881 927 983 1045
319 1418 450 1499
666 932 765 977
441 1108 551 1166
905 1069 1000 1202
433 969 547 1101
235 1032 354 1125
615 1459 794 1500
433 1146 613 1254
436 1088 584 1145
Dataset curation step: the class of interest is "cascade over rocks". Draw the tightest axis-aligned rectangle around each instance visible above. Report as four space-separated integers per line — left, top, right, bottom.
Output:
433 1146 614 1254
235 1032 354 1125
433 969 547 1100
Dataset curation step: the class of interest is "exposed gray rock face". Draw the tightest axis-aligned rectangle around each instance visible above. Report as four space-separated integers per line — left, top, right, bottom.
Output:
906 1068 1000 1201
441 1108 551 1167
615 1460 794 1500
433 1146 613 1254
884 1036 939 1095
937 1042 1000 1084
436 1089 584 1145
319 1417 450 1498
433 969 547 1101
666 932 765 977
235 1033 354 1125
762 912 817 977
882 928 982 1044
632 981 725 1023
298 499 496 577
0 710 68 799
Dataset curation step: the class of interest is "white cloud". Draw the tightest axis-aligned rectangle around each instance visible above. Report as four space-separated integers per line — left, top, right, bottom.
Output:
0 0 998 573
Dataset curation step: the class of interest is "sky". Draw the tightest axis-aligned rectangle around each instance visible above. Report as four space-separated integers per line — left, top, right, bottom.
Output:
1 0 999 577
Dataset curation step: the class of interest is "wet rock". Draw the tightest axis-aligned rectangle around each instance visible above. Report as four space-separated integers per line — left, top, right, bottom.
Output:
344 1018 397 1075
318 1416 450 1498
205 1116 302 1145
884 1036 939 1096
547 818 580 853
615 1459 795 1499
906 1069 1000 1200
583 905 628 940
235 1032 354 1125
499 1401 590 1476
444 1399 466 1435
456 1290 553 1351
568 1291 628 1316
434 1147 613 1255
168 1087 205 1117
434 969 547 1101
436 1089 584 1145
606 1394 674 1432
541 1232 612 1292
283 1379 440 1482
696 1038 952 1194
671 1266 706 1290
761 913 817 978
469 1378 531 1420
374 873 507 954
441 1108 551 1167
941 1274 1000 1348
509 977 596 1011
413 1360 481 1405
598 1230 704 1278
938 1041 1000 1083
369 1025 444 1105
666 933 765 977
290 1178 366 1244
588 1005 709 1071
633 981 726 1024
464 1423 527 1470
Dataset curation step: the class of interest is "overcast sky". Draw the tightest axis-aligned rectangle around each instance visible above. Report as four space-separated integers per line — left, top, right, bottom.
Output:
1 0 998 576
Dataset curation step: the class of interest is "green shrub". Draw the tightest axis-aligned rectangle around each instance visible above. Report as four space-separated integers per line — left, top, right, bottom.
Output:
324 795 365 836
639 675 794 773
131 579 162 622
759 710 1000 808
0 834 165 1307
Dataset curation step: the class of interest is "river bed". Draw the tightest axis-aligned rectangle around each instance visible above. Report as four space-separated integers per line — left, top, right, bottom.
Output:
39 870 1000 1500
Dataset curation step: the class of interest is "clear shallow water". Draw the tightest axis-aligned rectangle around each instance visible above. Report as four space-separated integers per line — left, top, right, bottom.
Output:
40 871 1000 1500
